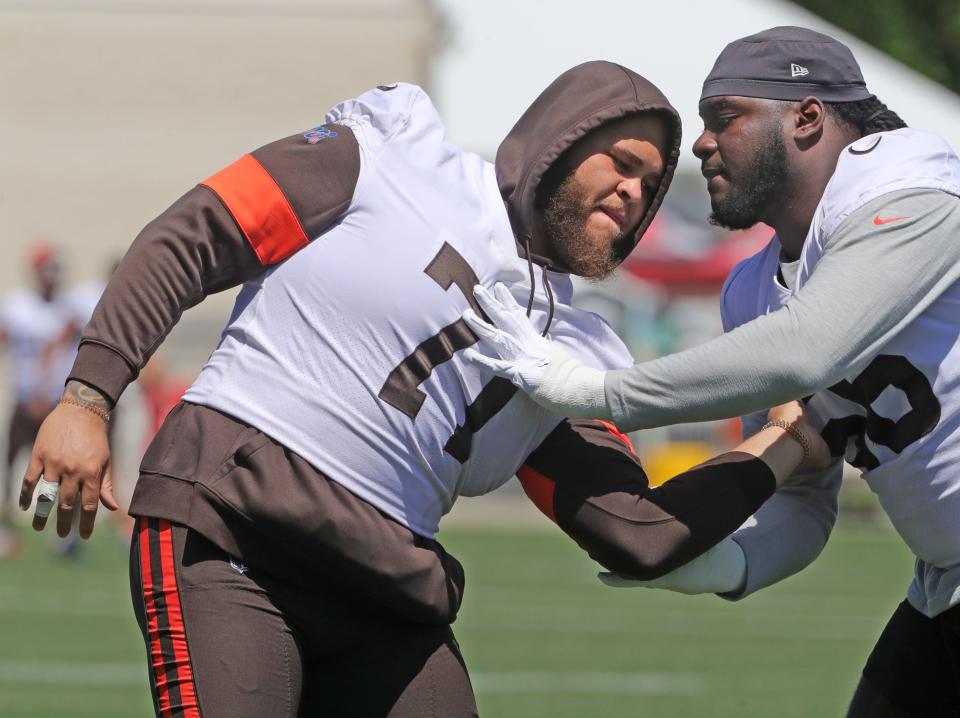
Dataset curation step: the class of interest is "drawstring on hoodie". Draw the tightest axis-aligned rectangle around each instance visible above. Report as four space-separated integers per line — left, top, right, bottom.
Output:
523 236 537 317
541 265 555 336
521 236 556 337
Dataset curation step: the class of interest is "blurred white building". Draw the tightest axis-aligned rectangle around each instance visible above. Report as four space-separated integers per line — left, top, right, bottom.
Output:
431 0 960 171
3 0 957 375
1 0 437 368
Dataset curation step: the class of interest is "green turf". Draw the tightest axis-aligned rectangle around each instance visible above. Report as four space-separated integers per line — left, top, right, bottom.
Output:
442 523 913 717
0 527 152 717
0 519 913 717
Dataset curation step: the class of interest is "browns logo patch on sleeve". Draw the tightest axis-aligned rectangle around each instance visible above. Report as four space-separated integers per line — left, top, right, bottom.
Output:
201 124 360 265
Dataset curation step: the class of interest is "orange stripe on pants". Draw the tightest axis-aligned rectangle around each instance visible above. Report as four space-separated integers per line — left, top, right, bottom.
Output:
139 519 202 718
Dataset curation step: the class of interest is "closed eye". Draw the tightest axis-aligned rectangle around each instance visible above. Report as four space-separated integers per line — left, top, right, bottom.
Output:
702 114 735 133
699 99 738 134
611 155 631 174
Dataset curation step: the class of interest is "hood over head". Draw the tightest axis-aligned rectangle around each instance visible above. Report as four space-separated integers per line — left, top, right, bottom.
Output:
495 61 681 273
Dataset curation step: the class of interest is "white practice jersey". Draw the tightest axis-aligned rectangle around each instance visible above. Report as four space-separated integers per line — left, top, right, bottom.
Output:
64 281 105 329
185 84 633 537
0 289 76 404
722 128 960 572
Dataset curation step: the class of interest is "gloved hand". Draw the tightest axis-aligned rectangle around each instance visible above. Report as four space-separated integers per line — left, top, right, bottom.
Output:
462 283 609 419
597 537 748 596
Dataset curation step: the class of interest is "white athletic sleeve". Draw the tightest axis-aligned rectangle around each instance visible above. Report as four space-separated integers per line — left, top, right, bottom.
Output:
712 366 842 599
719 460 843 599
605 189 960 431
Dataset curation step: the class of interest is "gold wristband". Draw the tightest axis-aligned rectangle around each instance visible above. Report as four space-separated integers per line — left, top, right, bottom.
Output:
761 419 810 461
59 397 111 423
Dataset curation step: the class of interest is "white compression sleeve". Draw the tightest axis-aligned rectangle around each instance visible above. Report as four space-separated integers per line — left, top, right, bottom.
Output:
598 536 747 595
533 346 610 420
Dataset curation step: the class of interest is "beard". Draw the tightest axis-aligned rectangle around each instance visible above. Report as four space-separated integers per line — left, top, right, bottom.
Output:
708 124 788 230
542 174 634 280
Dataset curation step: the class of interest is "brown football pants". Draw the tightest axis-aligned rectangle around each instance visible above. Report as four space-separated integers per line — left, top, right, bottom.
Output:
129 517 478 718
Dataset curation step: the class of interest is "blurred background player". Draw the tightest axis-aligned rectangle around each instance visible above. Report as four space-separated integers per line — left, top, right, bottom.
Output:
0 244 76 558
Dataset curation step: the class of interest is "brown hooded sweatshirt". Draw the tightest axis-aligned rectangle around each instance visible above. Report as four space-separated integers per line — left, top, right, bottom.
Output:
67 64 773 625
497 61 680 271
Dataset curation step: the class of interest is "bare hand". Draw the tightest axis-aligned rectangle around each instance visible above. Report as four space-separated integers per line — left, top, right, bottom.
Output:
19 390 117 539
767 401 832 470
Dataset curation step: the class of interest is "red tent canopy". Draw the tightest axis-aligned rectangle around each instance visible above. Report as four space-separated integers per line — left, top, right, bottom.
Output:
622 212 773 293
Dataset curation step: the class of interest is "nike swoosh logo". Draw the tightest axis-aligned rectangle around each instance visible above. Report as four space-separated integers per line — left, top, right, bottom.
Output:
849 136 882 155
873 214 911 225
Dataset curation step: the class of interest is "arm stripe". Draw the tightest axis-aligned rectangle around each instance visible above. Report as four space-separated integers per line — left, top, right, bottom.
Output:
519 421 634 525
200 154 308 265
517 465 557 523
598 420 636 454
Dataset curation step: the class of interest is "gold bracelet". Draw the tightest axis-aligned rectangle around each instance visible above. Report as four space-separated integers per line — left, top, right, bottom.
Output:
59 397 111 423
761 419 810 461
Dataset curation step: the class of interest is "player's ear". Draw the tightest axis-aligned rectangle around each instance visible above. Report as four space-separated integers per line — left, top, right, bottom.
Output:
794 96 825 141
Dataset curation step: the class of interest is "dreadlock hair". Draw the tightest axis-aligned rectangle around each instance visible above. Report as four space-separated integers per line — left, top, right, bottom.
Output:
826 96 907 137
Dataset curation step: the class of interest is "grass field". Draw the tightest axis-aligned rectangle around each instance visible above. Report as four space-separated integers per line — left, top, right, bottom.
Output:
0 514 913 717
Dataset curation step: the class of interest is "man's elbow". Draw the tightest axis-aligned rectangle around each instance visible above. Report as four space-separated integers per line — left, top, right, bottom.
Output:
779 352 840 397
576 523 687 580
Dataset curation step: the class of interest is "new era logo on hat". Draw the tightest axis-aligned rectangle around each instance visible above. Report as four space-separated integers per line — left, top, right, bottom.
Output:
700 26 873 103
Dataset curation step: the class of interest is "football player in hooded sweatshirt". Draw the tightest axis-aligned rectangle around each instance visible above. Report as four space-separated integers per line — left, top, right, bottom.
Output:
20 63 829 716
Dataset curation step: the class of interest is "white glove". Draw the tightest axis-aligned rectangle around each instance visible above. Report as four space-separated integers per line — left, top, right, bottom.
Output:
597 537 748 596
462 283 609 419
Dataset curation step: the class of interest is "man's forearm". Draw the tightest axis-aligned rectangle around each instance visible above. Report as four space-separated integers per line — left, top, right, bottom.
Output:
68 186 264 403
720 461 842 600
552 451 776 580
605 190 960 431
520 420 777 580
